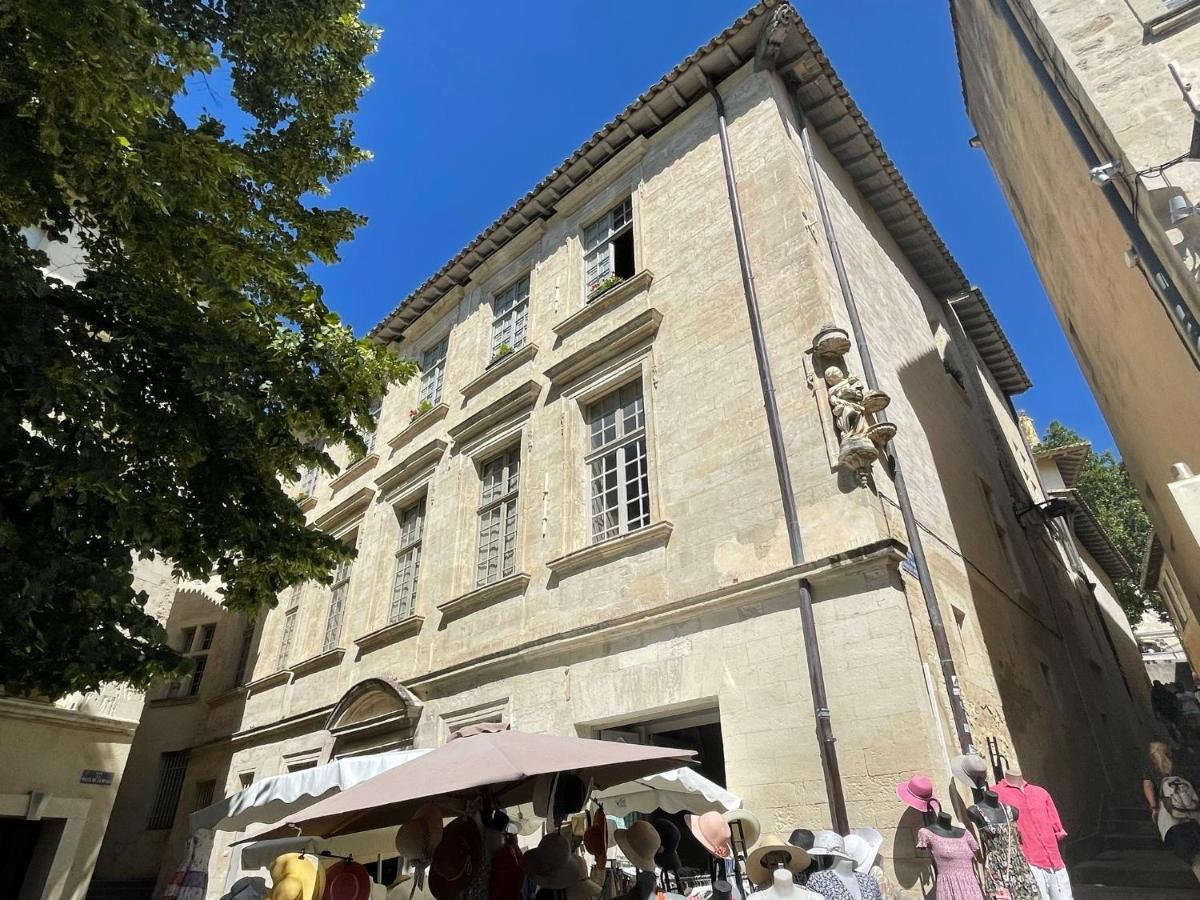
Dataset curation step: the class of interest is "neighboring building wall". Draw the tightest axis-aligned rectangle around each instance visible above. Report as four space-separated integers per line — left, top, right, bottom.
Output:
951 0 1200 668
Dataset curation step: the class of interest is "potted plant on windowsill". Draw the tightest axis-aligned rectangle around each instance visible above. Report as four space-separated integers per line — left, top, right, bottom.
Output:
587 273 625 302
409 400 434 421
488 343 514 367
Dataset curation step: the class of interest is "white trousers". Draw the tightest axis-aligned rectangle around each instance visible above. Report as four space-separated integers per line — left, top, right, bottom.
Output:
1030 865 1074 900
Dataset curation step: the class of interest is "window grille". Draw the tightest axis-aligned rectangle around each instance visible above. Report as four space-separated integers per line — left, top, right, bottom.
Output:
491 275 530 357
587 381 650 542
477 448 520 586
146 750 189 829
418 338 448 407
389 500 425 622
191 779 216 812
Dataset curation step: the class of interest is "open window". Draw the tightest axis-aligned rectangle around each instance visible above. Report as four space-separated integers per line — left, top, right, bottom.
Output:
583 198 635 301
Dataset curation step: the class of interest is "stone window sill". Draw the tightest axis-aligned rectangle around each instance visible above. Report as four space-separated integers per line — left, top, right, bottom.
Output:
461 343 539 400
546 521 673 577
388 403 449 451
291 647 345 678
438 572 531 619
327 453 380 496
298 495 318 513
244 670 292 693
147 694 201 708
354 615 425 653
209 685 249 706
544 308 661 387
553 270 654 339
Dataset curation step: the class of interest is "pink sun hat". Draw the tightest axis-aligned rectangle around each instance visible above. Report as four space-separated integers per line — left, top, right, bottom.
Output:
686 811 732 859
896 775 937 812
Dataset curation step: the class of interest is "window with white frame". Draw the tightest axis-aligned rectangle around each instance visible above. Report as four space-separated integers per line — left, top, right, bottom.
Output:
583 197 635 300
322 545 355 652
389 499 425 622
491 275 530 359
277 606 298 670
417 337 448 407
477 447 520 586
300 438 326 496
587 380 650 542
359 397 383 454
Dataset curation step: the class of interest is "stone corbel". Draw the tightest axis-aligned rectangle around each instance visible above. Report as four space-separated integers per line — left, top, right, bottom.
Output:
811 325 896 486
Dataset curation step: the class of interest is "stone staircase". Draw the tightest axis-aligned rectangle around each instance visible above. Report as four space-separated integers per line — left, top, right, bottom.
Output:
1070 801 1200 898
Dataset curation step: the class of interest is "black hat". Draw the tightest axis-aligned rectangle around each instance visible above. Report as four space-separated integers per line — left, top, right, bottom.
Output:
787 829 814 851
651 818 682 872
553 773 588 824
711 881 732 900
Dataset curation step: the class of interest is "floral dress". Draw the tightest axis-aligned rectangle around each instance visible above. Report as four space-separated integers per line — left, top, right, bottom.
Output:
978 808 1040 900
916 828 984 900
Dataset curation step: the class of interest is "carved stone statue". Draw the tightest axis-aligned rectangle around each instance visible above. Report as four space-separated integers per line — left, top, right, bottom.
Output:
823 366 896 484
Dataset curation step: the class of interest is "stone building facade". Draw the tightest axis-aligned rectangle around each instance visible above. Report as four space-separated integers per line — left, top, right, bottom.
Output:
951 0 1200 669
95 3 1152 897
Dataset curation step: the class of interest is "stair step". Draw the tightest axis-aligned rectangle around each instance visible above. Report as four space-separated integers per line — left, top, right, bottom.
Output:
1072 849 1197 889
1074 887 1200 899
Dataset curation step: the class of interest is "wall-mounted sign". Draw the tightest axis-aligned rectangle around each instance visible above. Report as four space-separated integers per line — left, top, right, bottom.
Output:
80 769 114 785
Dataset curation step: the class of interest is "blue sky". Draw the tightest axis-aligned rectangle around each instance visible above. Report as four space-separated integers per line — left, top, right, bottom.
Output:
299 1 1114 451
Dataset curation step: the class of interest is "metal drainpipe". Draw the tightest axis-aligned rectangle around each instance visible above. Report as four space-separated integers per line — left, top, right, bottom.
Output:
794 104 977 756
708 81 850 834
992 0 1200 371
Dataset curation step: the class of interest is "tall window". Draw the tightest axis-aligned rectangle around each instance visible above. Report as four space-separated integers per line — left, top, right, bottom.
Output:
165 623 216 698
491 275 530 358
418 337 448 407
587 381 650 542
300 438 326 496
322 549 354 652
390 500 425 622
583 197 635 299
477 448 520 586
233 617 255 687
360 397 383 454
277 606 298 670
147 750 189 829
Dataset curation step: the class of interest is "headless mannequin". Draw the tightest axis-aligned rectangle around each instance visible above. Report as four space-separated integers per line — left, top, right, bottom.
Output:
1004 769 1026 789
927 810 966 839
969 790 1019 828
828 856 862 900
753 867 819 900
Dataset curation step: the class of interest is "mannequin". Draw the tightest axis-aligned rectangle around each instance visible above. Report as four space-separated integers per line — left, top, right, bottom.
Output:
916 812 984 900
968 790 1019 828
827 856 862 900
927 809 965 839
994 766 1073 900
751 868 821 900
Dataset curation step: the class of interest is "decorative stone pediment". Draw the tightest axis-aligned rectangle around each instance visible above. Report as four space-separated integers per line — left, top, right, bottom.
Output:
326 678 423 754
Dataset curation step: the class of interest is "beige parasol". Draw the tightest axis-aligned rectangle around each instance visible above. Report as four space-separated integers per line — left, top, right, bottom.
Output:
248 727 694 841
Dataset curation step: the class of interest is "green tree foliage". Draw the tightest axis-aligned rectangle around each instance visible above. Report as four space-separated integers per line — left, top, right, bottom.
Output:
0 0 415 697
1039 421 1164 621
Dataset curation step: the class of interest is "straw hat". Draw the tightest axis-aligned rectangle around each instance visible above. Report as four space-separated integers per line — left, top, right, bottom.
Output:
323 862 372 900
807 831 853 863
746 834 810 887
395 803 444 861
524 833 575 890
428 816 482 900
895 775 937 812
583 812 616 865
950 754 990 789
268 853 322 900
564 856 602 900
844 828 883 875
686 811 732 859
723 809 761 850
614 820 661 871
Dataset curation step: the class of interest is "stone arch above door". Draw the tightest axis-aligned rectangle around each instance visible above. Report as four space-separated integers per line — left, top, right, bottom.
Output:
326 678 422 756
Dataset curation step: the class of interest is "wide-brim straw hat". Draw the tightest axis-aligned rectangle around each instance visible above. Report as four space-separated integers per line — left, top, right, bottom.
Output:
614 820 661 871
950 754 990 789
807 831 853 863
687 812 732 859
583 811 616 863
564 857 602 900
396 803 444 860
845 828 883 874
746 834 810 887
896 775 937 812
723 809 761 850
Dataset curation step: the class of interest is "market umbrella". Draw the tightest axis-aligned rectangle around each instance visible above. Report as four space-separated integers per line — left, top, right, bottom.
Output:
249 726 695 841
594 767 741 815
